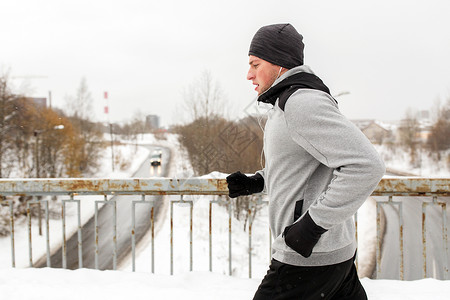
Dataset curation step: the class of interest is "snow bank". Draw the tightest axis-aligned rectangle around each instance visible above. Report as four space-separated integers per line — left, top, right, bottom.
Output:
1 267 449 300
374 144 450 177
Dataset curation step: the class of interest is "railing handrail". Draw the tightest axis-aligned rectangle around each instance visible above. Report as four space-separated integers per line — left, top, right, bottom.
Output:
0 177 448 196
0 177 228 195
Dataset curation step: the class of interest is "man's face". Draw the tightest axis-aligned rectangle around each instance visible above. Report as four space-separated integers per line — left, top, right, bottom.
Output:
247 55 281 95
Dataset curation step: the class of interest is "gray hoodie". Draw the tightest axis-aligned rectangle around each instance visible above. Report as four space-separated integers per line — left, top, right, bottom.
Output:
258 65 385 266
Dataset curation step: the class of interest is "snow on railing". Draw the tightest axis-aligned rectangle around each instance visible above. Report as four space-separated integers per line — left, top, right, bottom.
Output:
0 177 449 280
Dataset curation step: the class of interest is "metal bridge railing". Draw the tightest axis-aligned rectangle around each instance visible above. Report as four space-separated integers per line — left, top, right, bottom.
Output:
0 177 449 280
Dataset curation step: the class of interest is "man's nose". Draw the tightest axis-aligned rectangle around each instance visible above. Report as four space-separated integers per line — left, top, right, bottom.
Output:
247 69 254 81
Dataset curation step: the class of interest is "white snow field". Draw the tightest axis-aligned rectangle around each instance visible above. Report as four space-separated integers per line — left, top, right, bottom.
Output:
1 267 450 300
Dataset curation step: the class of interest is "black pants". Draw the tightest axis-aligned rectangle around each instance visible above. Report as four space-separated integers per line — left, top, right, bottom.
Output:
253 254 367 300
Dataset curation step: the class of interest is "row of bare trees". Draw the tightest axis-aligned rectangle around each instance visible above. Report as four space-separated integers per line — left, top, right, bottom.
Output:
397 99 450 166
0 75 104 178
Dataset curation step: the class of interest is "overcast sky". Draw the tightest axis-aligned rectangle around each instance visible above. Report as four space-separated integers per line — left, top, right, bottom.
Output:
1 0 449 127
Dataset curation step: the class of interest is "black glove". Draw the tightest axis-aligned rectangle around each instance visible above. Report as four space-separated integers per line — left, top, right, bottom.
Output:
283 211 327 258
226 171 264 198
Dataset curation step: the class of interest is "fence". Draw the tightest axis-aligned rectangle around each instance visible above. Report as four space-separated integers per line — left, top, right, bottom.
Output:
0 177 449 280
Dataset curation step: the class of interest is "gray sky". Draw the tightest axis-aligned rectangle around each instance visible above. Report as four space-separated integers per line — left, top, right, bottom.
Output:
1 0 449 127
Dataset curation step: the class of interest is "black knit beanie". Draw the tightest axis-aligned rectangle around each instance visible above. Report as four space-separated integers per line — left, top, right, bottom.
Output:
248 23 304 69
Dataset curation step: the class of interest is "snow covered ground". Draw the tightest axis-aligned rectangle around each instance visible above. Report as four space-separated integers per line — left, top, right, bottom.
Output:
374 144 450 177
1 267 450 300
1 133 450 299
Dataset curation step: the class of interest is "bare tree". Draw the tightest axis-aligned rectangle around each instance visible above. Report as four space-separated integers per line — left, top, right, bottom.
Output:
0 74 20 177
64 77 104 176
428 98 450 158
398 108 420 165
183 70 226 123
131 110 147 134
66 77 93 121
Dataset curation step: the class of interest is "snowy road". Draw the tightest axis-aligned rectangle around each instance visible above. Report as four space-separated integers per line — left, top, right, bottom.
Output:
35 145 171 269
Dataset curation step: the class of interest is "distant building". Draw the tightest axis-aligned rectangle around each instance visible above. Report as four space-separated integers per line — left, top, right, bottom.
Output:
351 119 393 144
395 117 434 145
417 125 433 143
146 114 160 130
351 119 374 132
418 110 430 120
27 97 47 109
416 119 434 143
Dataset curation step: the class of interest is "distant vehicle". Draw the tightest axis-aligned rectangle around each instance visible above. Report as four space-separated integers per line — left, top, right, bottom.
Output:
150 149 162 166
